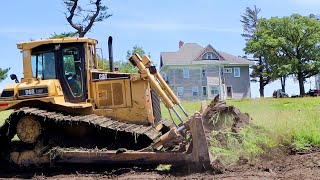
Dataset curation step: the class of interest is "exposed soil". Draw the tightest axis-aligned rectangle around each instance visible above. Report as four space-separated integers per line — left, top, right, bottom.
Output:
0 150 319 180
202 95 251 134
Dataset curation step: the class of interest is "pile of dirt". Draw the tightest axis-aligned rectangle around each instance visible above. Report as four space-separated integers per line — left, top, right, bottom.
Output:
201 95 251 135
201 95 253 169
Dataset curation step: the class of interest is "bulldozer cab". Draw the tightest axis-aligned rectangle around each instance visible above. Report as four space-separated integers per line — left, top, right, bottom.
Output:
31 42 87 103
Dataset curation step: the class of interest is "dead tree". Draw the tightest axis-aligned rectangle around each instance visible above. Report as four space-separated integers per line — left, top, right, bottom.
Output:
64 0 112 37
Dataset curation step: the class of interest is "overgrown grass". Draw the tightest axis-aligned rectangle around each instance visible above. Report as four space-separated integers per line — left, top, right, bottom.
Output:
208 125 275 166
160 97 320 165
0 110 12 125
228 97 320 150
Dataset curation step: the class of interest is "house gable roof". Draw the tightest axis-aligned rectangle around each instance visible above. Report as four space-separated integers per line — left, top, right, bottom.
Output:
160 43 252 66
160 43 203 65
195 44 225 61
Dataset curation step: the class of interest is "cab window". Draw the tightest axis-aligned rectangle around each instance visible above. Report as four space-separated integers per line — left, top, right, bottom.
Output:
88 45 95 69
31 52 56 79
62 47 83 97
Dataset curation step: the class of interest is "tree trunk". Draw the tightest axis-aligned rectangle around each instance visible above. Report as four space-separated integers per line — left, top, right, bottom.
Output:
297 73 305 96
280 76 286 93
258 56 264 97
79 31 84 37
259 75 264 97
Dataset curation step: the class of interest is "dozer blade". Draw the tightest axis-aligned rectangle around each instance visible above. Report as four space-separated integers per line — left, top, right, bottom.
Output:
10 113 212 170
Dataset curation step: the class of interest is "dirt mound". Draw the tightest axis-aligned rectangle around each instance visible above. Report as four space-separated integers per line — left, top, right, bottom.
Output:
202 95 251 135
201 96 254 170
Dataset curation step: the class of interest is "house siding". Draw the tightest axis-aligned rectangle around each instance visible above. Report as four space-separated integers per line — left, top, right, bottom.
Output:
316 74 320 89
164 65 224 101
224 66 251 99
165 66 209 101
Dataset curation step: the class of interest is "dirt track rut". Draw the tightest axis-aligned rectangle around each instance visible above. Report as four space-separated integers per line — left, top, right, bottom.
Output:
0 151 319 180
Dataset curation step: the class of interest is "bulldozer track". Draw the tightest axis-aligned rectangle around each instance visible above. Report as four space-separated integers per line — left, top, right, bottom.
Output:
0 107 163 150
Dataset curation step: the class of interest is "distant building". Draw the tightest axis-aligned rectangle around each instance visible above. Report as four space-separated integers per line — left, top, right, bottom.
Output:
159 41 252 101
310 14 320 90
316 75 320 90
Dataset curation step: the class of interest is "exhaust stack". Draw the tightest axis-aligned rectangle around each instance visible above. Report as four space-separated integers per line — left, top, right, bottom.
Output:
108 36 114 72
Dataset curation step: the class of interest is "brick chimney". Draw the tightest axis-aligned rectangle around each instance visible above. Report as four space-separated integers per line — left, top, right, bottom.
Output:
179 40 184 48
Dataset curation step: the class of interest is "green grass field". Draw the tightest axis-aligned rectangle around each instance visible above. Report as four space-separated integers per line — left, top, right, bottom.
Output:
227 97 320 150
160 97 320 166
161 97 320 150
0 110 12 124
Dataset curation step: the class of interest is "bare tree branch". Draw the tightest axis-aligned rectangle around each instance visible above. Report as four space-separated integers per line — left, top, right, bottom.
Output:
63 0 112 37
82 0 101 35
65 0 82 33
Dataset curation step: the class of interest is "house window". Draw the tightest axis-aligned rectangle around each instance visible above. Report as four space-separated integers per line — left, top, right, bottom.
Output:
202 52 219 60
202 86 207 96
183 68 189 78
210 85 220 95
192 86 199 96
223 68 232 73
234 67 240 77
201 68 206 78
177 87 184 96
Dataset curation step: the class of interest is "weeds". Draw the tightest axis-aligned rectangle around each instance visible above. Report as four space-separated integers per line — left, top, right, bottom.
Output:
208 113 275 166
160 97 320 165
292 115 320 150
156 164 171 171
227 97 320 152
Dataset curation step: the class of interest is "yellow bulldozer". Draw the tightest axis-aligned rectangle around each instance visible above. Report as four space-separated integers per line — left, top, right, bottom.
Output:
0 36 212 170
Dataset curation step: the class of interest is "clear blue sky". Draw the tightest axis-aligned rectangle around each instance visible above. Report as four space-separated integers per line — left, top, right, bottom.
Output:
0 0 319 97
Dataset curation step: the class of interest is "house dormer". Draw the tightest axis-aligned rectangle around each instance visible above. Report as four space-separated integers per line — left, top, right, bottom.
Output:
195 44 224 61
202 52 219 60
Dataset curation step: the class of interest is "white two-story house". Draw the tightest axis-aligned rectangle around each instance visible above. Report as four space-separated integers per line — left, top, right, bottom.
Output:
160 41 252 100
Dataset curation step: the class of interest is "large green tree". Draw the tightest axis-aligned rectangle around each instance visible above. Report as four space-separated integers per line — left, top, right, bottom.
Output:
98 58 137 73
122 45 151 73
126 45 147 60
63 0 112 37
240 5 260 40
50 32 77 39
0 68 9 82
247 14 320 96
241 5 273 97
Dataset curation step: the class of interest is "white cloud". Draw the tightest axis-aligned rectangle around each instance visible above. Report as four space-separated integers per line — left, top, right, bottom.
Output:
0 25 75 42
0 27 49 34
0 25 70 35
103 21 242 33
294 0 320 6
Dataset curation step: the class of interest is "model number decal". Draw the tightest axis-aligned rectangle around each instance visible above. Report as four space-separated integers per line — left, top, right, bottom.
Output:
99 74 108 80
25 89 44 95
19 88 48 97
25 89 35 95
